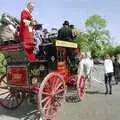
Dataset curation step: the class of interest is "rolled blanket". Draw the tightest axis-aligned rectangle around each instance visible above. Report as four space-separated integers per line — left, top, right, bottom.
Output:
0 24 16 42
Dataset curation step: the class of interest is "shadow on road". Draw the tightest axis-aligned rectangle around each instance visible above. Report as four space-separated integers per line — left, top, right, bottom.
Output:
65 95 81 103
65 87 81 103
86 91 105 95
0 101 42 120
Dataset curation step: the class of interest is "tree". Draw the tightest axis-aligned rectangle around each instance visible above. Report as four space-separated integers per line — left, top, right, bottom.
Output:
75 32 90 51
0 53 6 76
85 15 112 58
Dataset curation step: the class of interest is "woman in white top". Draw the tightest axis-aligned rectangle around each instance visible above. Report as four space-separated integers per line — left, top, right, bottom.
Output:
104 54 114 95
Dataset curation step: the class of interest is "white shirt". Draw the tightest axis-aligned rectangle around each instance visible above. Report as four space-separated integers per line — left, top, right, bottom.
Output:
84 58 92 75
78 57 92 76
104 59 114 73
34 30 43 53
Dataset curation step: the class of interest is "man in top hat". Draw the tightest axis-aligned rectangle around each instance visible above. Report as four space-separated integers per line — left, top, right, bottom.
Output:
57 20 74 63
19 2 37 62
57 20 73 41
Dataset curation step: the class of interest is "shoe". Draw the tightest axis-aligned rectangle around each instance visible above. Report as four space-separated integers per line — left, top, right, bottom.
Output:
105 91 108 95
109 91 112 95
116 82 118 85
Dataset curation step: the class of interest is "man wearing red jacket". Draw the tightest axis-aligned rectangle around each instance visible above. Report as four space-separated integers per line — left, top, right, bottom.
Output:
19 2 37 62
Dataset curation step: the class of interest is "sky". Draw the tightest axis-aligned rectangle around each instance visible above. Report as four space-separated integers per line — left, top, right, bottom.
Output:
0 0 120 45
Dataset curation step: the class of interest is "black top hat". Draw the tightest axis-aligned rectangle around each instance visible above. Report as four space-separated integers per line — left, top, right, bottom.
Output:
63 20 69 26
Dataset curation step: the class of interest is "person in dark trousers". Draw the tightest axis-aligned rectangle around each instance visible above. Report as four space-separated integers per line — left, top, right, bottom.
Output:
113 57 119 85
104 54 114 95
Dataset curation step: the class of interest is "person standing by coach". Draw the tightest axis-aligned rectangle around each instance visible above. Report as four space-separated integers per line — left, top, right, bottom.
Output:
104 54 114 95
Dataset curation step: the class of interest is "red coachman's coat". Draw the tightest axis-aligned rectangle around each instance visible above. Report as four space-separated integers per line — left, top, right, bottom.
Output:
19 9 37 62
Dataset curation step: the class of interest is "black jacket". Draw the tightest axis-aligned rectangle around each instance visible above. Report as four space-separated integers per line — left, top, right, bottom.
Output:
57 26 73 41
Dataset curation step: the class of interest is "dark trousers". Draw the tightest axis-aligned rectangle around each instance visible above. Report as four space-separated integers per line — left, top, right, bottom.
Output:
104 72 113 93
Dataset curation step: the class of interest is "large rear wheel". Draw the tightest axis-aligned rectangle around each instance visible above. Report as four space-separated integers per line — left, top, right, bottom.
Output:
0 87 24 109
38 72 66 119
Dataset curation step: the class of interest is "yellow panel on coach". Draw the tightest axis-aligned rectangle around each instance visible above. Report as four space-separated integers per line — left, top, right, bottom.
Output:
55 40 77 48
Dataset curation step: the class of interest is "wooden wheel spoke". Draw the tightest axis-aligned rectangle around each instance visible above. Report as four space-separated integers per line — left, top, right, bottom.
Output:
43 99 51 111
55 82 63 91
52 76 57 88
45 104 51 116
44 81 51 90
2 79 7 84
0 90 9 96
41 91 51 96
16 96 20 105
0 86 8 89
54 78 60 90
56 88 64 94
4 93 11 100
41 96 50 103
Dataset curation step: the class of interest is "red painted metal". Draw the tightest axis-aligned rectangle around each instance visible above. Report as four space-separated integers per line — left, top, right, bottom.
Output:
7 66 28 86
57 62 68 82
0 43 22 52
67 74 78 87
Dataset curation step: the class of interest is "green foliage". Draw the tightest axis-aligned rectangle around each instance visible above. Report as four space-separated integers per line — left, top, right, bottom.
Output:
105 45 120 56
74 15 113 58
85 15 106 31
74 32 90 51
0 53 7 75
85 15 112 58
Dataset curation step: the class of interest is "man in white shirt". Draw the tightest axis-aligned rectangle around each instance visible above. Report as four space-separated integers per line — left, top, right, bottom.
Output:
104 54 114 95
77 52 92 81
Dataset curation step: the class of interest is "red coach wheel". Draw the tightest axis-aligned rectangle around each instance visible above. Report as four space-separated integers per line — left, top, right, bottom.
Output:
0 87 24 109
38 72 66 119
67 74 78 87
77 75 87 101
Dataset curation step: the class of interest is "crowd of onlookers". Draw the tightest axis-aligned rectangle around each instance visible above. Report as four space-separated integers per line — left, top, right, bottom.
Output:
94 54 120 95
